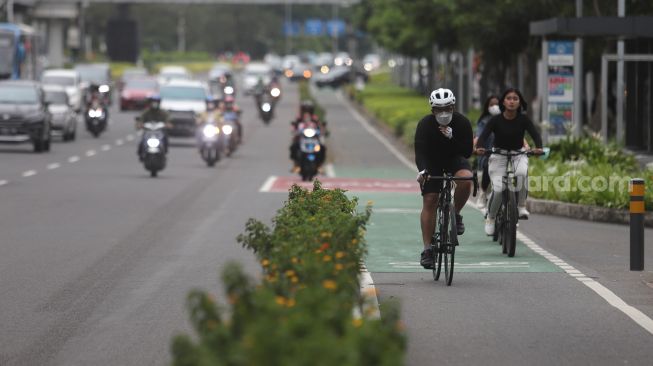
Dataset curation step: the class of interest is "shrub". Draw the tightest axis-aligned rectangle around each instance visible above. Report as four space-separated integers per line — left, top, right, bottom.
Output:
171 182 406 366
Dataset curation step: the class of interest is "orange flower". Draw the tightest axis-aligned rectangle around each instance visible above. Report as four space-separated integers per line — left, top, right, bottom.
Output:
291 276 299 284
275 296 287 306
285 269 296 277
261 259 270 267
291 257 299 264
335 263 344 271
322 280 338 290
320 231 332 238
352 318 363 328
286 298 296 307
335 251 345 259
320 242 330 251
323 255 332 262
351 239 358 245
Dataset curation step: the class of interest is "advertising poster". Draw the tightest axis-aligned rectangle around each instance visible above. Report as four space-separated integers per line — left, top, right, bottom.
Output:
547 41 575 135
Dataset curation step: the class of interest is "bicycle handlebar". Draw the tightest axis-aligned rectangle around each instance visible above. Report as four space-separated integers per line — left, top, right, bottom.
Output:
423 172 479 197
481 148 544 157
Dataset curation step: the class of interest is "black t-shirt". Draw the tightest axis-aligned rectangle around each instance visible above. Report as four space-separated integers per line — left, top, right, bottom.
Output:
477 113 542 151
414 112 473 172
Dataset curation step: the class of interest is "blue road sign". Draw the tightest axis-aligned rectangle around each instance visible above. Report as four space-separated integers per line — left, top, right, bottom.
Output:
326 20 346 37
305 19 324 36
283 21 301 37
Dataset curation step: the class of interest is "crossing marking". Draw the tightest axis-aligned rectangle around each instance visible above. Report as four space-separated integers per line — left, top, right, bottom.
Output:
68 156 80 163
85 149 96 157
47 163 61 170
22 170 37 177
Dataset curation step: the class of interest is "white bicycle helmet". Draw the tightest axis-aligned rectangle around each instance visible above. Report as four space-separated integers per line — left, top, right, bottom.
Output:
429 88 456 108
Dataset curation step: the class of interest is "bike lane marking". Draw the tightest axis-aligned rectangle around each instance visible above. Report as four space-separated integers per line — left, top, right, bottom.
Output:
350 191 561 273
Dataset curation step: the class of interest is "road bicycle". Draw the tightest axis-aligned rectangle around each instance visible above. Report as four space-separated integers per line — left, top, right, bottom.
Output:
485 148 543 257
423 172 477 286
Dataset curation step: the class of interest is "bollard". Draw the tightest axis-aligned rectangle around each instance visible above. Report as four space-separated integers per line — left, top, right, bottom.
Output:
630 178 645 271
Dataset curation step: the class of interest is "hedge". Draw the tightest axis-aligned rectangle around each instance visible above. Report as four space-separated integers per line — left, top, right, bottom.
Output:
171 182 406 366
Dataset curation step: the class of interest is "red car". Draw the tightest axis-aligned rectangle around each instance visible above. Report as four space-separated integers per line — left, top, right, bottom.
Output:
120 77 158 111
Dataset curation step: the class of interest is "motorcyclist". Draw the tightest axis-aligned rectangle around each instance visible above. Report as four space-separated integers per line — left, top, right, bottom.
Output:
221 95 243 141
289 100 327 173
137 95 170 159
86 83 109 119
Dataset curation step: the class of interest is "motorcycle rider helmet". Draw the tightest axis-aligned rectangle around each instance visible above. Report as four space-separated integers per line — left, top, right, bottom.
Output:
148 95 161 109
429 88 456 108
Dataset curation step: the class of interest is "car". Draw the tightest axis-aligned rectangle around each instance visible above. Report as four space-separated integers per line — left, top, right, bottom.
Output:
314 65 369 89
159 79 210 137
208 64 230 81
157 65 191 85
43 84 77 141
242 62 273 95
120 77 158 111
313 52 334 74
282 55 312 81
40 69 83 112
363 53 382 72
118 67 148 91
0 80 52 152
334 52 353 67
264 53 284 75
74 63 113 105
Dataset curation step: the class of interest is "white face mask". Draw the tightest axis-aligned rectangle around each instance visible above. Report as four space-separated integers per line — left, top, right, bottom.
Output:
488 105 501 116
435 112 453 126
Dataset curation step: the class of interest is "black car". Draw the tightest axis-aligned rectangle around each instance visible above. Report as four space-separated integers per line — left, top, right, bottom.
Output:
0 80 52 152
314 65 369 89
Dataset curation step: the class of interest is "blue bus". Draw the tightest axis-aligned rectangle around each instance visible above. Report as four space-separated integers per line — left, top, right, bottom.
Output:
0 23 40 80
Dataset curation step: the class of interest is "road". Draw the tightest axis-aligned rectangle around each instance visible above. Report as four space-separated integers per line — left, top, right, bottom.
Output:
1 75 652 365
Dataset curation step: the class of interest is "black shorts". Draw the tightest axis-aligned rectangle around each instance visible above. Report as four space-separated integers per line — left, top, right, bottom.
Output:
420 157 472 195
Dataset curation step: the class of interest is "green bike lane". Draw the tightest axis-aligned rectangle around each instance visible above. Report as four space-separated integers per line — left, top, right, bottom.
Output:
332 166 560 274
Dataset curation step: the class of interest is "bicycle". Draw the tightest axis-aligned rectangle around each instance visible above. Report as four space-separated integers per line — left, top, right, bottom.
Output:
422 172 477 286
483 148 543 257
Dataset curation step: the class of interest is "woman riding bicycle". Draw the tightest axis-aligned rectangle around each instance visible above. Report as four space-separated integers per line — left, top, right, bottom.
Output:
475 88 543 236
415 88 474 269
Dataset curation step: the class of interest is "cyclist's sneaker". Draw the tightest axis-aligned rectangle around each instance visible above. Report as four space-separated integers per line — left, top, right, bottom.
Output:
420 248 435 269
456 214 465 235
485 218 495 236
518 207 530 220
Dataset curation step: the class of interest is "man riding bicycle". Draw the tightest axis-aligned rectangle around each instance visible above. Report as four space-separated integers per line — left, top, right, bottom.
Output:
415 88 474 269
475 88 543 236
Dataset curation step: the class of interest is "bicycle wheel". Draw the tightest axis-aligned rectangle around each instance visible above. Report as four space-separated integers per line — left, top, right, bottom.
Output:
434 204 448 281
505 191 518 257
444 203 458 286
432 207 443 281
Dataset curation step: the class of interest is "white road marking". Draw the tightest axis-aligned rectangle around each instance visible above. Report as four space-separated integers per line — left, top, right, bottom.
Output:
47 163 61 170
101 144 111 151
258 176 277 192
68 156 80 163
85 149 96 157
115 139 124 146
324 163 336 178
22 170 37 177
336 91 415 170
0 180 8 186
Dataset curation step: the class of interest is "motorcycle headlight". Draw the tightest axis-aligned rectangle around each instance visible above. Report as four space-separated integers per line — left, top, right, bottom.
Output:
270 88 281 97
221 124 233 135
88 109 103 118
261 103 271 112
224 86 234 95
99 85 110 93
146 138 160 148
303 128 316 138
314 144 321 152
203 124 219 138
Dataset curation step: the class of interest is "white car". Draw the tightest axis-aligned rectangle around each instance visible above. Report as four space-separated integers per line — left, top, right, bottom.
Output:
41 69 83 112
159 79 209 137
42 84 77 141
157 65 192 85
242 63 272 95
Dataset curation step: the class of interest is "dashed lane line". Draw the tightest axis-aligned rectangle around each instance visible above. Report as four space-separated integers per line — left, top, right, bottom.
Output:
259 176 277 192
85 149 97 157
47 163 61 170
125 134 134 141
22 170 37 177
68 156 80 163
0 180 8 186
115 139 124 146
101 144 111 151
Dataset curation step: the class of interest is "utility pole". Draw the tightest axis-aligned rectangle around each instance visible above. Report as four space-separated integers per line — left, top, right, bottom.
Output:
574 0 584 137
616 0 625 144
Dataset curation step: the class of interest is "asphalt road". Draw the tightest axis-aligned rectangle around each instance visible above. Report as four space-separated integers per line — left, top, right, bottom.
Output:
1 75 652 365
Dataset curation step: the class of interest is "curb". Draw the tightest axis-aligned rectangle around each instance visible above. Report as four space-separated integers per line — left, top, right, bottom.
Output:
526 198 653 228
345 94 653 228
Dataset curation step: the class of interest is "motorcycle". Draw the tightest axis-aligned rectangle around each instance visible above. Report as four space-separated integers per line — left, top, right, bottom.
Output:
85 99 107 138
257 95 275 125
297 124 323 181
222 111 240 157
140 121 167 177
198 120 223 167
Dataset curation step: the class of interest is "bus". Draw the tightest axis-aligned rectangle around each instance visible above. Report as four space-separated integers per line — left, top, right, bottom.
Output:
0 23 41 80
